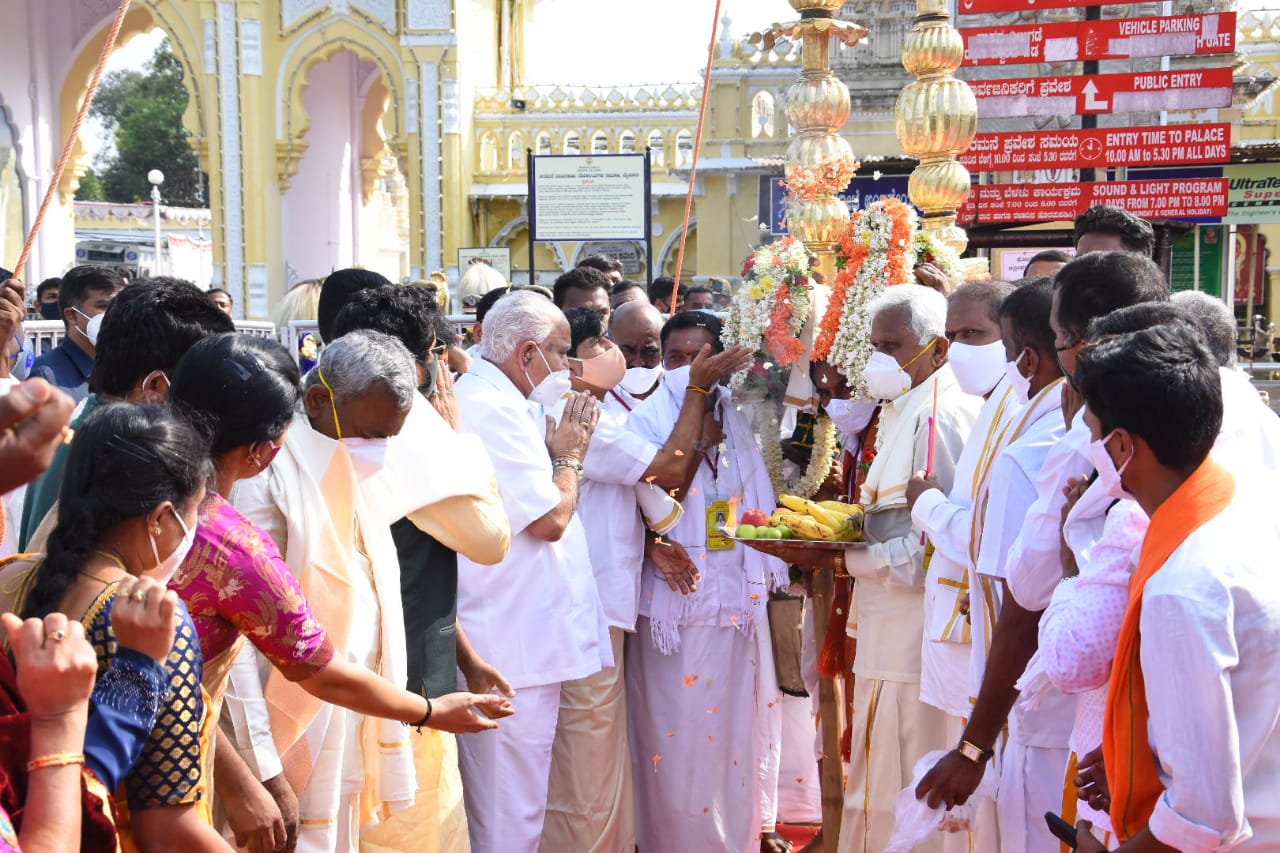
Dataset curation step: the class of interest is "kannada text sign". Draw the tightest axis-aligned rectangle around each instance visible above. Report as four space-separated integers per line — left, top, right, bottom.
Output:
972 67 1233 118
961 13 1236 66
960 123 1231 171
529 153 648 242
959 178 1228 224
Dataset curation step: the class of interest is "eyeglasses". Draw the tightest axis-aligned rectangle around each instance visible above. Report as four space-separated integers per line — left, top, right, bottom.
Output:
1054 336 1081 353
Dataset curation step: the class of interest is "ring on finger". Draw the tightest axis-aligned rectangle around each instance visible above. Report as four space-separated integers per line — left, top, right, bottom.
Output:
46 629 66 642
132 590 147 602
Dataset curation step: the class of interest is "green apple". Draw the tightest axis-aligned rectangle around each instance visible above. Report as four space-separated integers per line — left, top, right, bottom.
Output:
760 527 783 540
774 525 793 540
735 524 758 539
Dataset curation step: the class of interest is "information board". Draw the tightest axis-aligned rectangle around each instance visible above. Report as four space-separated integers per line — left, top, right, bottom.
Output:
457 247 512 281
961 13 1236 66
530 154 648 242
961 124 1230 171
1170 226 1224 296
959 177 1228 224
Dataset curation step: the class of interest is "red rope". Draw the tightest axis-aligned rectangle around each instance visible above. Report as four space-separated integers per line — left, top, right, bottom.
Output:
670 0 723 318
11 0 133 283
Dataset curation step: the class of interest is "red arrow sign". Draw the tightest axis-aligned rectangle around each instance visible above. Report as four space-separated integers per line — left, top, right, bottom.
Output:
961 13 1237 66
970 67 1234 118
958 178 1228 224
960 0 1107 14
960 123 1231 171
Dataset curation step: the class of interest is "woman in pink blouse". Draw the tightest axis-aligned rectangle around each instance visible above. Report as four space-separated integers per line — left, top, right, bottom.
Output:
169 334 508 850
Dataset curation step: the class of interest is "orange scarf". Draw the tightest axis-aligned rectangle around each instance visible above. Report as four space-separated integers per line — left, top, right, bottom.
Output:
1103 458 1235 841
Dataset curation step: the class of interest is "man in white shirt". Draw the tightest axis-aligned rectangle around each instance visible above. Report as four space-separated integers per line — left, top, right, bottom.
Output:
906 280 1015 852
915 252 1169 825
452 290 613 852
540 307 750 851
1073 325 1280 852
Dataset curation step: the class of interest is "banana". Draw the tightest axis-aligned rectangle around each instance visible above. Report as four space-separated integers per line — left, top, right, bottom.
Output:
817 499 862 515
780 494 849 530
778 495 811 514
832 509 865 542
784 515 835 541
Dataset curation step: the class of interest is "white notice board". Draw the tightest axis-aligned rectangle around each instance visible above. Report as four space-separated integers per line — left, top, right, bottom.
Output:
530 153 648 242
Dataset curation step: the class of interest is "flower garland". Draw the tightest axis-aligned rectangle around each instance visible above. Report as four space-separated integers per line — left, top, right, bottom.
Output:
783 153 860 201
793 414 839 499
913 230 965 292
811 198 919 394
722 237 814 388
749 406 840 500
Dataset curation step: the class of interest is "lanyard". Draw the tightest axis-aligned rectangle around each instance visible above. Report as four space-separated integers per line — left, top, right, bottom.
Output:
609 389 633 412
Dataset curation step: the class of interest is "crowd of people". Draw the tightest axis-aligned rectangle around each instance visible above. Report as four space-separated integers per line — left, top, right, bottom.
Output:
0 202 1276 853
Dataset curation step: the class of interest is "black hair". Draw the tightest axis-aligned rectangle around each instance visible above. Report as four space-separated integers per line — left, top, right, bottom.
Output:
1022 249 1073 276
661 310 724 354
1052 252 1169 341
317 268 392 343
683 285 714 300
648 275 676 304
566 307 605 357
998 278 1056 358
611 279 644 296
578 254 622 274
36 278 61 299
552 267 611 307
1076 325 1221 470
91 277 236 397
331 284 439 360
1087 302 1200 342
170 333 300 455
432 311 459 347
59 265 124 324
1073 205 1156 256
207 288 233 303
22 403 212 618
474 287 510 324
951 279 1015 325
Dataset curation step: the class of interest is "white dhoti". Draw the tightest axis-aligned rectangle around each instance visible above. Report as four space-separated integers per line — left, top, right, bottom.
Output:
996 738 1072 853
837 678 950 853
359 730 469 852
936 714 999 853
457 681 563 853
540 627 634 853
627 617 778 852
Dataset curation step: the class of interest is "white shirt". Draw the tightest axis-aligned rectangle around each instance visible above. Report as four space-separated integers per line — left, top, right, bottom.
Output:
1214 366 1280 480
911 377 1019 717
454 358 610 689
1140 490 1280 852
580 391 660 631
972 382 1075 746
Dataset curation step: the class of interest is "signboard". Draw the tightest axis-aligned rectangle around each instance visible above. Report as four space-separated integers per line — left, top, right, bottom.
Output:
961 13 1236 66
972 67 1233 118
529 153 648 242
763 173 914 236
960 0 1110 14
995 247 1076 281
580 241 642 274
1225 164 1280 224
457 247 512 281
1171 225 1224 297
960 123 1230 171
959 177 1228 224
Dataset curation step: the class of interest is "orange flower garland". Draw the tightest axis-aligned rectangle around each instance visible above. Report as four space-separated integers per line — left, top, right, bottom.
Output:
813 209 866 361
764 282 808 366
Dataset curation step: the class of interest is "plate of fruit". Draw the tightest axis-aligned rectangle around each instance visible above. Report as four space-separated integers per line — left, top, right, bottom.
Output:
727 496 868 550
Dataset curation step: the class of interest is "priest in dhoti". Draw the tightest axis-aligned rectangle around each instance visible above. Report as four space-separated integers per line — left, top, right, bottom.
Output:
625 311 789 852
222 330 512 852
754 285 980 852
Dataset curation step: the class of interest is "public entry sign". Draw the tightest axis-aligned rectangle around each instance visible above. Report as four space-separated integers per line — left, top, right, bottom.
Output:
529 154 648 242
961 13 1236 66
960 123 1231 171
959 178 1228 224
972 67 1233 118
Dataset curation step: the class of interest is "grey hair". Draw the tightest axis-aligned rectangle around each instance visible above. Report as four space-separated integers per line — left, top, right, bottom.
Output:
304 328 417 411
868 283 948 345
481 289 561 362
1172 290 1236 367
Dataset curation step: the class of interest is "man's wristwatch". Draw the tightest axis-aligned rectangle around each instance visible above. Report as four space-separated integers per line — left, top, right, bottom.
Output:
957 738 994 764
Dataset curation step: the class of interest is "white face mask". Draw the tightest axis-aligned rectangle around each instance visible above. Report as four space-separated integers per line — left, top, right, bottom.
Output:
826 397 877 436
147 506 196 586
862 350 914 401
73 308 104 347
618 364 663 396
343 437 390 481
1005 350 1032 406
949 340 1008 397
524 343 573 410
1089 429 1135 502
662 364 694 404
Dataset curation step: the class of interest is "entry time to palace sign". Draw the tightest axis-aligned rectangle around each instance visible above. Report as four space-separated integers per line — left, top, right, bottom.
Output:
960 124 1230 171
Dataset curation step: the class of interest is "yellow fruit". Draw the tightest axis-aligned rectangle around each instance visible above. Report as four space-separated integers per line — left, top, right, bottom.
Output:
832 510 865 542
786 515 835 541
778 495 810 514
817 500 862 515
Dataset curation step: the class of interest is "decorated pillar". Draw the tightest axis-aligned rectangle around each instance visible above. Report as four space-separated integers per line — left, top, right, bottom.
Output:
895 0 978 253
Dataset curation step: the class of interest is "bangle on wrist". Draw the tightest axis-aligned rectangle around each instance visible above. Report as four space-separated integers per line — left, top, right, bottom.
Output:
686 384 711 396
27 752 85 772
412 697 433 731
957 738 994 764
552 457 583 477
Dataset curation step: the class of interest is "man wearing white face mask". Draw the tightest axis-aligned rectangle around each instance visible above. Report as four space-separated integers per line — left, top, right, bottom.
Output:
30 265 122 405
608 300 668 405
451 290 613 852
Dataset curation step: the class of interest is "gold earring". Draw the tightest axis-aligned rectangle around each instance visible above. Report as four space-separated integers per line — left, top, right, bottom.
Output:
154 526 161 534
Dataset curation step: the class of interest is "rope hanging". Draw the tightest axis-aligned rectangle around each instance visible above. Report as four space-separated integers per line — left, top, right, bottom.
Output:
11 0 133 283
670 0 724 317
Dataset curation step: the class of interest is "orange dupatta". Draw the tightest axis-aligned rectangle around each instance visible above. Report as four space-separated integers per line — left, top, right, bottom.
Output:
1102 458 1235 842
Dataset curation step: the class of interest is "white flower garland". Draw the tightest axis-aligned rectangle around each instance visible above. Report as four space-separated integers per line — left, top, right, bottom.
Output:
722 237 814 389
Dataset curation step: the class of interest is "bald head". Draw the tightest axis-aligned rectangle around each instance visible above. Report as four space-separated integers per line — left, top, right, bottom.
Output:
609 300 664 369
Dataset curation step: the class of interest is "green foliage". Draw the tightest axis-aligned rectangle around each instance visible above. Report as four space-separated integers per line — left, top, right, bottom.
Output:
92 38 205 206
75 167 105 201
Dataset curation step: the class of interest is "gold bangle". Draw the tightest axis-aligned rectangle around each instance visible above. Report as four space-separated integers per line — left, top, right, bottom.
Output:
27 752 85 772
685 384 711 396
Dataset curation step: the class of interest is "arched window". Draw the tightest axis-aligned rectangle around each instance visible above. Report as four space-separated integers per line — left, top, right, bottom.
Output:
591 131 609 154
563 132 580 155
479 131 499 173
535 132 552 156
751 91 776 138
676 129 694 167
619 130 637 153
647 130 666 167
507 132 526 170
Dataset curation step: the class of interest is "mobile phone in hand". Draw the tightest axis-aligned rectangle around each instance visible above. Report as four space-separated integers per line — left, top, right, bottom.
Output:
1045 811 1078 849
